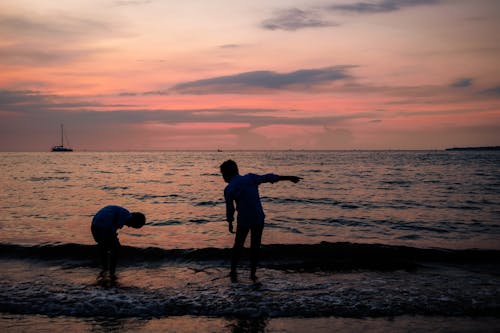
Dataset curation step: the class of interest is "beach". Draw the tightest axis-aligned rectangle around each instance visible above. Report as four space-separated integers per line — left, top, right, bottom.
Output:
1 246 500 331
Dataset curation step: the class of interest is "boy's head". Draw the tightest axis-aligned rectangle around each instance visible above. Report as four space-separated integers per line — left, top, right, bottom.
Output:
220 159 239 183
127 212 146 228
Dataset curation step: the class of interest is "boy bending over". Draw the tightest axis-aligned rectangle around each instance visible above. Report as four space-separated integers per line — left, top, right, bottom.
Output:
91 205 145 279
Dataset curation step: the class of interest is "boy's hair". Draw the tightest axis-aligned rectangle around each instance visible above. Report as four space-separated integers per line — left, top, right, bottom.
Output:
129 212 146 228
220 159 239 177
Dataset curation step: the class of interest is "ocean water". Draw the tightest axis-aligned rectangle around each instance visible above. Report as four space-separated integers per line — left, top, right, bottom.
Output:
1 151 500 331
1 150 500 249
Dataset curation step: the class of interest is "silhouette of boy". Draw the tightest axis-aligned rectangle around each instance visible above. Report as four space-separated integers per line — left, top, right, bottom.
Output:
220 160 301 282
91 205 145 279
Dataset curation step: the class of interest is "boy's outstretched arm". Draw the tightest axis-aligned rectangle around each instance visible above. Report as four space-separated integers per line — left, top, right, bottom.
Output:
278 175 302 183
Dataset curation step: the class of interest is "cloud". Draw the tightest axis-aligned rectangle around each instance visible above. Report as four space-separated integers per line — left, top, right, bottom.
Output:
114 0 153 6
143 90 170 96
2 89 498 150
0 90 132 113
328 0 440 14
314 126 354 148
0 90 45 105
450 78 473 88
259 1 441 33
0 12 123 65
229 126 270 148
0 90 376 128
0 45 106 66
0 13 112 41
481 85 500 97
261 8 337 31
0 90 381 150
172 66 353 94
118 90 169 97
219 44 242 49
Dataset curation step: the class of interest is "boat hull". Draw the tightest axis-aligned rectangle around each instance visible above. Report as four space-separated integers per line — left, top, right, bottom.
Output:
51 146 73 152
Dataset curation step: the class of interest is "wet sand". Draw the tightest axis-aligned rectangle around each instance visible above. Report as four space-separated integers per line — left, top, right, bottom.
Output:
2 314 500 332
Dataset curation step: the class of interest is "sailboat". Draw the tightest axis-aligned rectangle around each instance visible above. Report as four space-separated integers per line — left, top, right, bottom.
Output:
51 124 73 152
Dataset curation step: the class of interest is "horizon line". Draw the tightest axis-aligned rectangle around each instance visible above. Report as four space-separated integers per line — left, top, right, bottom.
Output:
2 147 499 153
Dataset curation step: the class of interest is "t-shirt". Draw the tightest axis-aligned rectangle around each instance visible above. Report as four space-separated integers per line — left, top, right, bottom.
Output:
224 173 279 227
91 205 131 232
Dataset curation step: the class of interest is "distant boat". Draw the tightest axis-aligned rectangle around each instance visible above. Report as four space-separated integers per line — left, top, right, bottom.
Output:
51 124 73 152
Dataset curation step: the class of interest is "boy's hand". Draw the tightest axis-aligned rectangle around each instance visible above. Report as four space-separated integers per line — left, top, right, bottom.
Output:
228 221 235 234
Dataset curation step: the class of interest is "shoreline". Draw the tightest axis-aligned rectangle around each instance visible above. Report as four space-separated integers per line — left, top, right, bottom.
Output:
1 255 499 319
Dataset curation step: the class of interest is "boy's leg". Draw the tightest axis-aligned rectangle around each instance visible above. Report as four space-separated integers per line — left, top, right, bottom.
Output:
108 247 118 278
98 244 109 273
231 225 250 279
108 238 121 278
92 224 108 274
250 224 264 280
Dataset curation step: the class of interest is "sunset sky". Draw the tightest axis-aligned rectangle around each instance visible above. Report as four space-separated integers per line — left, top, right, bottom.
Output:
1 0 499 150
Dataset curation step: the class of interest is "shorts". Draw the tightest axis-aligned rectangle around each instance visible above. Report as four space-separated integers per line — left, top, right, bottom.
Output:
91 224 120 249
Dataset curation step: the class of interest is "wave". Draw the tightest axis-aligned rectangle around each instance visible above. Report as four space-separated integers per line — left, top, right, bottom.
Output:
101 185 129 191
262 196 341 206
126 193 184 202
29 176 70 182
261 196 439 210
195 200 222 206
1 242 499 272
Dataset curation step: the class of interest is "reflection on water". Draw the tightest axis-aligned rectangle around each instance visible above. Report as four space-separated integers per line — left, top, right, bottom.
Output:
2 314 500 333
229 318 267 333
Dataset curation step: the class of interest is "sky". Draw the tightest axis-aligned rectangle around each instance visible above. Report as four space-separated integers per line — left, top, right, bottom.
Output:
0 0 499 151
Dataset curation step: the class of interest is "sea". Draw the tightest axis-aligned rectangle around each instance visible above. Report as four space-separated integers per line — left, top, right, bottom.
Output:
1 150 499 332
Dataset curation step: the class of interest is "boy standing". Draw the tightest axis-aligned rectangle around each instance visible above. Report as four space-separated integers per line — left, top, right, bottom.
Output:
220 160 301 282
91 205 146 280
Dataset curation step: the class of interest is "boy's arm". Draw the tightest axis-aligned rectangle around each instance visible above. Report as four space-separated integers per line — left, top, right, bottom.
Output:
277 175 302 183
256 173 302 184
224 188 236 233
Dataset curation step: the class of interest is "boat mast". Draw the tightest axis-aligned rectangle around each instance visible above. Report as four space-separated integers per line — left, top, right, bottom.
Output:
60 124 64 147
